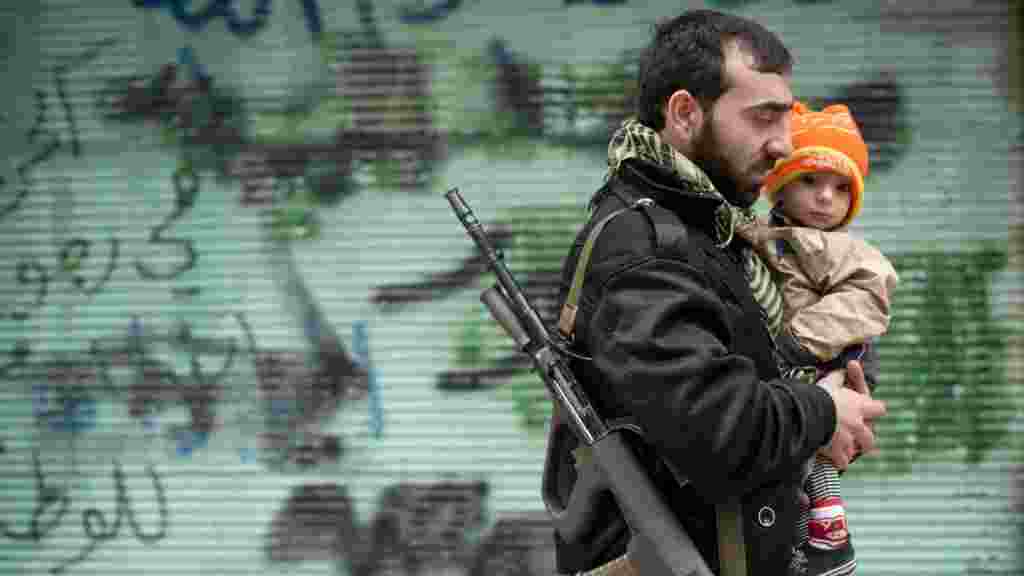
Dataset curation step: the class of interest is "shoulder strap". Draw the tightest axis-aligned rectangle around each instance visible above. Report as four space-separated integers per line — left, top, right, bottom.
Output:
557 197 654 340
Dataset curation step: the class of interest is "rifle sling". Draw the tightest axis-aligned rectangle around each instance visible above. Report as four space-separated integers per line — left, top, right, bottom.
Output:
558 198 653 340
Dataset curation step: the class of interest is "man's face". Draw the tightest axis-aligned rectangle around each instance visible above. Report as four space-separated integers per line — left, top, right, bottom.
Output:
692 44 794 206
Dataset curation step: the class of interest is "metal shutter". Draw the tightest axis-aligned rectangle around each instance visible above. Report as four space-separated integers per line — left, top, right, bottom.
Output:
1 1 1020 574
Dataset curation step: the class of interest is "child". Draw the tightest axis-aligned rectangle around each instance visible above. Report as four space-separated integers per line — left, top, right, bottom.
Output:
735 101 899 576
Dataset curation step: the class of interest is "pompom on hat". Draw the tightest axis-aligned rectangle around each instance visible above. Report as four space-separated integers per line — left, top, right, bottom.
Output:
761 101 869 229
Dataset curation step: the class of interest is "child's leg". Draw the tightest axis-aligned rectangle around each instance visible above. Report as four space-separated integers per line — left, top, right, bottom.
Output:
805 453 850 551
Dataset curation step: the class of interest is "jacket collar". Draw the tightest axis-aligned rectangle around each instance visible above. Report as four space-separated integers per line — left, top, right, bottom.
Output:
606 157 747 247
616 157 724 213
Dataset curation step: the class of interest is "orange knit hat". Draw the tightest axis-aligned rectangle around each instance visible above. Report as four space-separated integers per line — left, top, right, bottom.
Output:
761 101 869 229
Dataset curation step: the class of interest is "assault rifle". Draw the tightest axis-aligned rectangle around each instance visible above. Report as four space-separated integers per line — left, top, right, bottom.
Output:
445 188 713 576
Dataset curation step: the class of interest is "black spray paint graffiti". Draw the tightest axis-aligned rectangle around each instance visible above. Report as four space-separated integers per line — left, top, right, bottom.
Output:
5 40 372 465
2 38 115 222
0 448 169 575
106 0 445 213
488 38 545 138
3 195 371 467
1 166 197 327
2 235 119 323
370 205 574 397
1 301 367 470
1 40 204 323
97 58 249 183
265 479 556 575
826 72 910 174
134 164 199 280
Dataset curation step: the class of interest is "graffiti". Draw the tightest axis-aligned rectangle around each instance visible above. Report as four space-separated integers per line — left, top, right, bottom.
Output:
0 448 168 575
2 39 112 222
488 38 545 138
0 132 59 222
372 204 579 430
819 72 910 174
2 169 204 323
47 37 116 157
266 479 491 574
132 0 270 37
0 449 71 543
353 0 383 48
97 59 248 179
245 239 373 469
265 479 557 575
398 0 466 24
3 236 120 323
34 359 99 436
0 340 32 382
445 45 637 159
371 223 514 311
59 237 120 294
467 513 556 576
265 483 362 564
878 245 1011 469
708 0 833 6
175 45 210 85
134 162 198 280
352 320 384 438
2 301 366 469
132 0 324 40
50 460 168 575
564 0 628 5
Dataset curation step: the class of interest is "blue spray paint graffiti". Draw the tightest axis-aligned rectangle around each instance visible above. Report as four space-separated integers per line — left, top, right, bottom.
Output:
176 45 210 84
133 0 323 40
398 0 465 24
352 320 383 438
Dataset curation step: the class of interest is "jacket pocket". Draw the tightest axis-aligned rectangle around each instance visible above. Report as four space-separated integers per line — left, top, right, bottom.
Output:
741 480 801 573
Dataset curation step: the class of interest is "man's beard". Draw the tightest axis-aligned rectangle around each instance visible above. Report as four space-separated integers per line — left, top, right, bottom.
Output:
692 124 762 208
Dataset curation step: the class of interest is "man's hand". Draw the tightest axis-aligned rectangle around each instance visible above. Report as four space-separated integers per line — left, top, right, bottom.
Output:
818 360 887 470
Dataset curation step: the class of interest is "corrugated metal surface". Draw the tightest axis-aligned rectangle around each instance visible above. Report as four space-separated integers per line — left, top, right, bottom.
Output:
0 1 1020 574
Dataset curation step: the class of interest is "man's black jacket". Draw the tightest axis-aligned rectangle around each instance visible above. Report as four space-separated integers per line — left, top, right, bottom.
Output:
552 158 837 575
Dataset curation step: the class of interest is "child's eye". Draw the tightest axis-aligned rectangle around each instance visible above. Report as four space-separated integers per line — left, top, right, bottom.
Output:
800 174 817 185
837 183 852 195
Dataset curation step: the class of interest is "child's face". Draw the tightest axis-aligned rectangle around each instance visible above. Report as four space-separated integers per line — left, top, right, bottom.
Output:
778 171 853 230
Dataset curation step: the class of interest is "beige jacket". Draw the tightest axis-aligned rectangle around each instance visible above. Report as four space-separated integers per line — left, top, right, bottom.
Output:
735 216 899 362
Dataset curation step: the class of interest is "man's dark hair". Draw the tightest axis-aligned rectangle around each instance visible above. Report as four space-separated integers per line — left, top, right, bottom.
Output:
636 9 792 130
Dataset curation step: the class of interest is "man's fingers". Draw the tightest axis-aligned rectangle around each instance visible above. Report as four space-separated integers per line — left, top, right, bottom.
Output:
845 360 868 395
863 397 887 420
831 443 850 470
852 422 876 455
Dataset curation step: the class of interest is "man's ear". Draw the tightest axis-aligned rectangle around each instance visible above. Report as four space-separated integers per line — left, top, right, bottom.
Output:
664 89 703 140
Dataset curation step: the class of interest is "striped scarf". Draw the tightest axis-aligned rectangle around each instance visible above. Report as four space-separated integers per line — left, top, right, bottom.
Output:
606 118 784 340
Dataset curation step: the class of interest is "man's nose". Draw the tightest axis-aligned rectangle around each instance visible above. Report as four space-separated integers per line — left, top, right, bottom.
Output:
765 133 792 161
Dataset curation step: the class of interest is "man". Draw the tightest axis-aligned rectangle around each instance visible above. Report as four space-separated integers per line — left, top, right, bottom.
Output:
552 9 887 575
